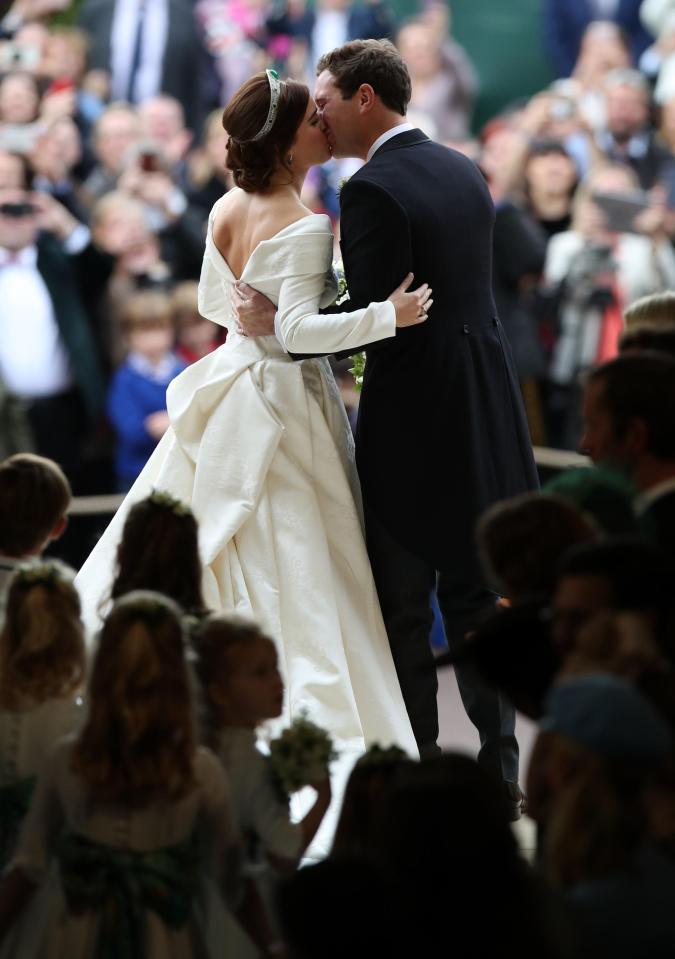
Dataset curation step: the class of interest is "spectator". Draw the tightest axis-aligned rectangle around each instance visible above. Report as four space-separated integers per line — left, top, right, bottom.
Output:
81 103 141 205
39 26 105 138
117 140 207 280
0 453 71 607
525 139 579 238
542 163 675 448
186 107 231 216
543 465 638 534
477 492 598 604
619 322 675 354
78 0 220 134
171 280 221 364
595 69 675 200
373 754 570 957
308 0 395 67
91 190 173 361
397 17 476 142
551 538 672 657
29 117 89 223
0 180 107 480
541 0 652 79
530 673 675 959
569 21 632 131
331 744 410 857
580 353 675 562
622 288 675 326
137 94 193 191
106 289 185 490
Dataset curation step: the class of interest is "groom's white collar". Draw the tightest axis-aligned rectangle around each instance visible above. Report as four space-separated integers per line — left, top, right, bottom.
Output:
366 122 415 162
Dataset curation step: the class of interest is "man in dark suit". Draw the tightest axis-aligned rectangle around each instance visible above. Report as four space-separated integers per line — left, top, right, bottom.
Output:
237 41 538 804
580 353 675 567
542 0 653 78
0 155 109 483
78 0 219 135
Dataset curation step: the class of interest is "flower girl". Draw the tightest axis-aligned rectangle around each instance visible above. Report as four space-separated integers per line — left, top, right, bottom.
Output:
108 491 207 618
192 616 333 955
192 615 332 873
0 592 242 959
0 561 85 870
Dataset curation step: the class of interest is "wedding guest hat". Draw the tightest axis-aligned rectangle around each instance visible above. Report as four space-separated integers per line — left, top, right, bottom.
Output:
540 673 673 764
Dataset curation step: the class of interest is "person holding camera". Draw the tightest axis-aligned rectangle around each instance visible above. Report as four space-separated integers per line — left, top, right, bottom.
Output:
0 152 106 481
541 162 675 448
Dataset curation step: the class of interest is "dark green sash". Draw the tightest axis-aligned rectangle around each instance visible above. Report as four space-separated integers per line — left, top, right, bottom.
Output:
56 832 200 959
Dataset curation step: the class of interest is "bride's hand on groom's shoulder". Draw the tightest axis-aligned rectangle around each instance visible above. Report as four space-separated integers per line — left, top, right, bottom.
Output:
388 273 433 328
232 282 276 337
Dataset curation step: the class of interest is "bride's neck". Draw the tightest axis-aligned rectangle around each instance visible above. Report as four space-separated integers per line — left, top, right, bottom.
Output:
267 167 307 197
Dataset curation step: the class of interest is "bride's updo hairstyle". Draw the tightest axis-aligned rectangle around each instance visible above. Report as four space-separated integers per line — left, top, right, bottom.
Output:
223 71 309 192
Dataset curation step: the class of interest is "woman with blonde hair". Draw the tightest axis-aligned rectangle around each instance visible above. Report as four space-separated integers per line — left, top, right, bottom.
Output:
0 592 244 958
0 560 84 870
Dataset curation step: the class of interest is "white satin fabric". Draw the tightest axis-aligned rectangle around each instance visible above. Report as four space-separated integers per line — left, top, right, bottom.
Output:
76 204 417 846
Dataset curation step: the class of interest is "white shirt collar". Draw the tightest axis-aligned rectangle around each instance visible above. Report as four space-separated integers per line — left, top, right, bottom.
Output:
634 475 675 515
127 349 178 383
366 122 415 162
0 245 37 269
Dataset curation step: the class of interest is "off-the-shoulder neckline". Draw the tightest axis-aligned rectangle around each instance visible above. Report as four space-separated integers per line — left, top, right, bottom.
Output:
208 210 332 282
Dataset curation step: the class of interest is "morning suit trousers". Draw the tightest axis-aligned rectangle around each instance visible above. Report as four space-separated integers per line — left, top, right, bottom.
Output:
365 505 519 784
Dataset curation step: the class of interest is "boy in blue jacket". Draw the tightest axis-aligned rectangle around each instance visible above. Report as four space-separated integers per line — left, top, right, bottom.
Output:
107 290 185 490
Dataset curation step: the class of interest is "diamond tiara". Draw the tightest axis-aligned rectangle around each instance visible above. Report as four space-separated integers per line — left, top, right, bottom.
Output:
248 69 282 143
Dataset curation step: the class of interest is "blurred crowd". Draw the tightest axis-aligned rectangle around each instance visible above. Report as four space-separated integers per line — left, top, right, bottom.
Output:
4 0 675 489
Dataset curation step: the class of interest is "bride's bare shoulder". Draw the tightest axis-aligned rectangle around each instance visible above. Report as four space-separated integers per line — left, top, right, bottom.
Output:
212 190 323 247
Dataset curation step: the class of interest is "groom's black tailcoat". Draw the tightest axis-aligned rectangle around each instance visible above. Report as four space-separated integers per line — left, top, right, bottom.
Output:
336 129 538 577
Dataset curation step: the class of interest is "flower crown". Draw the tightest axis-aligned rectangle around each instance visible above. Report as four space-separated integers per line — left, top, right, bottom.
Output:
148 489 190 517
356 743 409 767
15 561 67 590
114 591 179 625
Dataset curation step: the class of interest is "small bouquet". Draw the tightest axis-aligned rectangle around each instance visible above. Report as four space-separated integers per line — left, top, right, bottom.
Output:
333 258 365 391
268 711 338 800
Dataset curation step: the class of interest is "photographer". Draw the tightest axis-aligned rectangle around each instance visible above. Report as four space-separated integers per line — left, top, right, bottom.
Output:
541 163 675 448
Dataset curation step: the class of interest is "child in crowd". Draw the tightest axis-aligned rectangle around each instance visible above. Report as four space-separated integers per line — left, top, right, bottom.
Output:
107 290 186 491
0 454 71 610
529 674 675 958
0 592 243 958
109 490 207 618
0 561 85 871
171 281 221 364
331 744 410 857
623 290 675 329
192 616 331 953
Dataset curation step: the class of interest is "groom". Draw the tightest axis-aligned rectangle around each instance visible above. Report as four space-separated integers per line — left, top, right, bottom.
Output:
236 40 538 803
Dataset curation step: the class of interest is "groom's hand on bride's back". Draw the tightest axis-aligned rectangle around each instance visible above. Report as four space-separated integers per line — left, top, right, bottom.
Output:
232 282 276 337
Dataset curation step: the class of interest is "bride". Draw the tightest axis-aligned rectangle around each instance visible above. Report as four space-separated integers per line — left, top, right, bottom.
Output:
77 70 428 796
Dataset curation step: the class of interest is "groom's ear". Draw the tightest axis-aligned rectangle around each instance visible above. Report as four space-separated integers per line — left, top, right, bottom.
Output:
357 83 376 114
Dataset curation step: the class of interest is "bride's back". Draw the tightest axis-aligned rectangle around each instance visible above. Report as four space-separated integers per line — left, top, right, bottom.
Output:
212 188 310 280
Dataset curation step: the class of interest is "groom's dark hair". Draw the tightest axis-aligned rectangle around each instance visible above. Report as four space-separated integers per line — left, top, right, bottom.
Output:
317 39 411 116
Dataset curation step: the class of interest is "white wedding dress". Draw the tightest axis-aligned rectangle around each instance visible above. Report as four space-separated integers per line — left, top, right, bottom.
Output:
76 201 417 847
